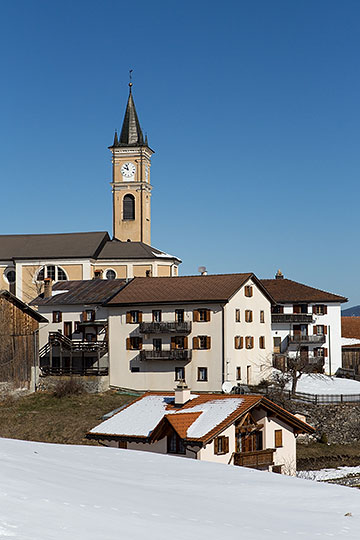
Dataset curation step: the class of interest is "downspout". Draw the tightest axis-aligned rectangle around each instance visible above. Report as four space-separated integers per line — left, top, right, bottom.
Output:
328 325 332 375
222 304 225 385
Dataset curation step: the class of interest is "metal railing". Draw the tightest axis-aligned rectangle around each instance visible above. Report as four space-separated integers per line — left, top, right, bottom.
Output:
271 313 314 324
288 334 326 345
139 322 192 334
139 349 192 361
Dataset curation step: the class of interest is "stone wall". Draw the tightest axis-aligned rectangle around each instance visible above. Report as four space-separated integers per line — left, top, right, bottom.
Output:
37 375 109 394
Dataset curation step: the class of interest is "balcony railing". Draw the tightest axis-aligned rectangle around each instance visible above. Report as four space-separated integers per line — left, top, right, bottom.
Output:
273 353 325 372
271 313 314 324
139 322 192 334
288 334 326 345
234 449 274 468
139 349 192 361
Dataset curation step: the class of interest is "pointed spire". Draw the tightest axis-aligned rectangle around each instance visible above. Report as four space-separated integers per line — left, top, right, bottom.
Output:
119 82 145 146
113 130 119 147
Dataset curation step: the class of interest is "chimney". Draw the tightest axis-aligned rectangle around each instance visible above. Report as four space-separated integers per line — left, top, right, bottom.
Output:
174 380 191 406
198 266 207 276
44 278 53 298
275 269 284 280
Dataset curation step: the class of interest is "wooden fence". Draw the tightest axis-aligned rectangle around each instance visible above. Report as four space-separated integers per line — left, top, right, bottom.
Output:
252 387 360 405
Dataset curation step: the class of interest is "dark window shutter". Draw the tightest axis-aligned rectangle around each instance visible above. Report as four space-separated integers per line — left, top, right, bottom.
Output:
138 338 143 350
206 309 211 322
126 312 131 323
126 337 131 350
293 305 300 314
234 336 239 349
138 311 143 323
224 437 229 453
275 430 283 447
324 305 327 314
82 310 87 322
313 326 317 335
193 310 199 322
312 305 316 314
324 326 327 335
214 438 219 454
171 337 176 350
324 347 328 357
206 336 211 349
183 336 188 349
240 336 243 349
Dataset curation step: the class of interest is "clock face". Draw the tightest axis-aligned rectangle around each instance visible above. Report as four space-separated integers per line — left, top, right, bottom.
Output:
121 162 136 178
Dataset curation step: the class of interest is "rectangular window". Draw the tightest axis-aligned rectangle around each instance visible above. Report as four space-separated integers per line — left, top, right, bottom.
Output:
152 310 162 323
313 304 327 315
259 336 265 349
272 305 284 314
235 309 241 322
236 366 241 380
214 436 229 455
316 325 325 335
153 338 162 351
260 310 265 323
314 348 325 358
52 311 62 323
126 310 142 324
74 321 81 333
244 285 253 297
245 336 254 349
199 309 210 322
197 367 208 381
167 432 186 455
194 335 211 350
175 309 184 323
275 429 283 448
175 367 185 381
245 310 253 323
234 336 243 349
64 321 72 338
273 337 281 354
172 336 186 349
126 336 143 350
82 309 95 322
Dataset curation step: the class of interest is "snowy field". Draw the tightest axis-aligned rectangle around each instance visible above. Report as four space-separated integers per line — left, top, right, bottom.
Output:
0 438 360 539
288 374 360 395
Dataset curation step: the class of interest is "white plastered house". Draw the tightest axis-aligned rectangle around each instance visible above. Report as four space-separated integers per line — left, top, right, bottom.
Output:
87 384 314 475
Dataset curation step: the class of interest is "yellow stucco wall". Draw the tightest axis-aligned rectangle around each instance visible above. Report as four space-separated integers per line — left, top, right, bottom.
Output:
133 265 152 277
157 265 171 277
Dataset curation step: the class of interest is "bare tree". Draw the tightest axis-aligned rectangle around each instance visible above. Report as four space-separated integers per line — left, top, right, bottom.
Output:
273 344 323 396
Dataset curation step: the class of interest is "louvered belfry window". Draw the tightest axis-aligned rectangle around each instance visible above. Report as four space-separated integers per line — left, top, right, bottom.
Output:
123 194 135 220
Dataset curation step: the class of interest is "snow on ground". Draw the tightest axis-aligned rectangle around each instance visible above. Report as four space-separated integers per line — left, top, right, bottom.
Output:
0 438 360 539
298 466 360 482
288 374 360 395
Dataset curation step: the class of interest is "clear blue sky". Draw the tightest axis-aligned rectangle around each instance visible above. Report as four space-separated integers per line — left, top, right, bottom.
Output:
0 1 359 305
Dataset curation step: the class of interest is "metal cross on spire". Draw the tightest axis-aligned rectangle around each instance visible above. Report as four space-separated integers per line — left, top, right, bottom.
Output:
129 69 133 90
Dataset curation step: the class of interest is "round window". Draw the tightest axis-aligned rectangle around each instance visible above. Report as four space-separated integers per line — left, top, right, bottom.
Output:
6 270 16 283
105 269 116 280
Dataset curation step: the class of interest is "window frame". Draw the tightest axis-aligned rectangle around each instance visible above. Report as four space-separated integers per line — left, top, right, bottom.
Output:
197 367 208 381
260 310 265 323
245 336 254 349
152 310 162 323
174 366 185 381
175 309 184 323
275 429 283 448
36 265 68 282
245 310 253 323
52 311 62 323
123 194 135 221
259 336 265 349
244 285 253 297
235 309 241 322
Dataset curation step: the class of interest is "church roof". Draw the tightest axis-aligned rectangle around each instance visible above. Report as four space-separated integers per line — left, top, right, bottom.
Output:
97 240 181 262
0 231 109 260
31 279 127 306
115 85 144 147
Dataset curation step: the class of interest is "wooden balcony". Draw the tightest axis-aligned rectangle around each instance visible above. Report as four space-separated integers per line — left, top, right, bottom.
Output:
288 334 326 345
139 349 192 361
272 313 313 324
139 322 192 334
234 449 274 468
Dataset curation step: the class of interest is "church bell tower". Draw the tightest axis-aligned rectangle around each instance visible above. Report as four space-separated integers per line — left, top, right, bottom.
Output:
110 82 154 244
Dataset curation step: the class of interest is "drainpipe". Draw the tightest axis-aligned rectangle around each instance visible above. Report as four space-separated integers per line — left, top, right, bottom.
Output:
328 325 332 375
222 304 225 385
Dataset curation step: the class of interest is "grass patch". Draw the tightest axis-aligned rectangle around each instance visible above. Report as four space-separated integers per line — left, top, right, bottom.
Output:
0 391 134 445
297 441 360 470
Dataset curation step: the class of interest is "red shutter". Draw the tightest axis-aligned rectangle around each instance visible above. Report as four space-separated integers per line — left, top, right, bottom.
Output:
324 348 328 357
293 305 300 314
312 306 316 314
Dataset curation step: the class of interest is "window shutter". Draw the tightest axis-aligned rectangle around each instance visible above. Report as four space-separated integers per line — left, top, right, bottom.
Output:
313 325 317 335
171 337 176 350
275 430 283 447
323 305 327 315
214 438 219 455
126 337 131 350
324 347 328 357
235 336 239 349
183 336 188 349
293 305 300 314
206 309 211 322
81 310 86 322
138 311 143 323
126 312 131 323
139 338 143 350
206 336 211 349
193 310 199 322
312 305 316 314
193 337 199 350
324 326 327 335
240 336 243 349
224 437 229 453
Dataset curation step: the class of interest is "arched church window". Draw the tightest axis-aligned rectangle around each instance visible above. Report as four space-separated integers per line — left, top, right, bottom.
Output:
36 265 68 282
123 194 135 220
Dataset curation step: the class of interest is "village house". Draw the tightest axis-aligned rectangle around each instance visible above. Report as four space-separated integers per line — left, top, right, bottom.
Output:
341 317 360 378
87 382 314 475
0 82 180 304
0 290 47 390
261 272 347 375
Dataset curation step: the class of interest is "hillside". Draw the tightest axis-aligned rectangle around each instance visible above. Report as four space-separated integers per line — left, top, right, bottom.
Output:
0 437 360 539
342 305 360 316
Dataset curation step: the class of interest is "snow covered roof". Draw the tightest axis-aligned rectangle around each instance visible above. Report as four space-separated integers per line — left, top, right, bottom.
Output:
342 337 360 348
88 393 314 443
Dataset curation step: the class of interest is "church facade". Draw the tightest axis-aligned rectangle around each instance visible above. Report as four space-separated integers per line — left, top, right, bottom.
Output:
0 83 180 302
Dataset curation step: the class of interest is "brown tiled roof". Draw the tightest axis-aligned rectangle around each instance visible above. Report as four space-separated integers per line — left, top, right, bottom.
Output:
31 279 127 306
165 412 202 438
342 317 360 339
107 273 274 305
261 278 347 304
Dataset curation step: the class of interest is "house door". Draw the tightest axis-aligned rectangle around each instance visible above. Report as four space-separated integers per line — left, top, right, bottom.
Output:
236 431 263 453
